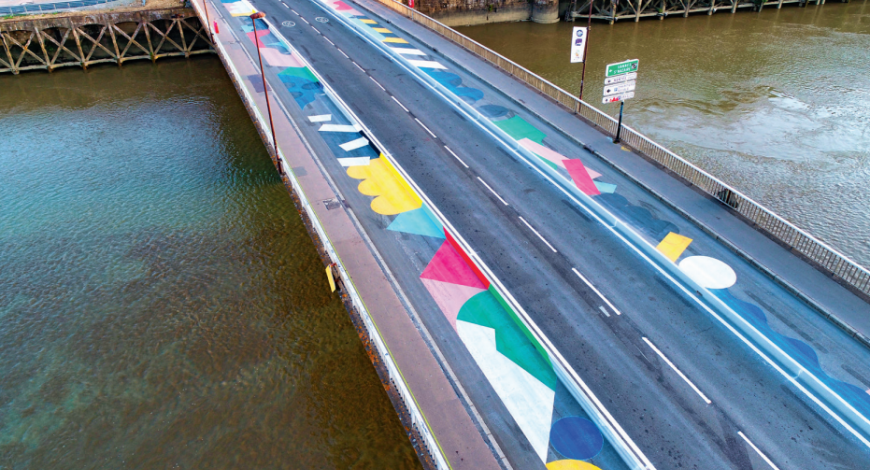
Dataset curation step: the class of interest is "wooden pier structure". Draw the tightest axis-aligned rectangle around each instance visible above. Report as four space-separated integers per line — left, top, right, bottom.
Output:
0 8 213 74
565 0 852 22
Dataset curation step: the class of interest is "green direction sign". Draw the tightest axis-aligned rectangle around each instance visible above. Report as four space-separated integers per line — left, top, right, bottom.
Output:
605 59 639 78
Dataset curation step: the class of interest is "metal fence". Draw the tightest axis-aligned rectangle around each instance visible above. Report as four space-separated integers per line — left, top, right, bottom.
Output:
373 0 870 298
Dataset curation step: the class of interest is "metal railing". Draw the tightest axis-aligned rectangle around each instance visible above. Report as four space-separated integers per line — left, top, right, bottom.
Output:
371 0 870 298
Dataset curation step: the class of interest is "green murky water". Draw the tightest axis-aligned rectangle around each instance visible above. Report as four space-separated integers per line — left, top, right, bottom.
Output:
459 2 870 265
0 58 420 469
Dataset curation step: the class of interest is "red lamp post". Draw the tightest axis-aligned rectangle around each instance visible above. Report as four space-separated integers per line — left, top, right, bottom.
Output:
250 11 282 175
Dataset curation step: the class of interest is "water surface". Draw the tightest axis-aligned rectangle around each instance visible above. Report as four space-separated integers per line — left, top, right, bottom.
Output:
0 58 420 469
459 3 870 265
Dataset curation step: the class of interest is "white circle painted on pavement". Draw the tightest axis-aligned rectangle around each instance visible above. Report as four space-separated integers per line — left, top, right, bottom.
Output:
678 256 737 290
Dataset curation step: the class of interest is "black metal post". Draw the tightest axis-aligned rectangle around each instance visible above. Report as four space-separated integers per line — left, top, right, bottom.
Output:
613 100 624 143
250 12 282 175
578 0 593 101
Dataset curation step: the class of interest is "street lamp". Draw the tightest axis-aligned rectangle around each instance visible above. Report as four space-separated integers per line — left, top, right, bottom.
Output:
250 11 282 175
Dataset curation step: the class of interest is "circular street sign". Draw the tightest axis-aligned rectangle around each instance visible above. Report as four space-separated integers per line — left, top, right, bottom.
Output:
315 17 329 23
282 20 295 27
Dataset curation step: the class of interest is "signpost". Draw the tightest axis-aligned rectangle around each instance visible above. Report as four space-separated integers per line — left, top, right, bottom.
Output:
570 27 587 64
605 59 639 78
602 59 639 143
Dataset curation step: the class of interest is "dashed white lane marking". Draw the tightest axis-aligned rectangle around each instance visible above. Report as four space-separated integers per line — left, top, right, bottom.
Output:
308 114 332 122
598 306 611 317
738 431 781 470
291 8 298 14
642 337 712 405
352 61 365 73
518 217 557 253
301 17 309 24
281 2 288 7
414 118 437 139
325 37 335 46
369 76 385 91
311 26 320 34
571 268 623 316
391 96 409 112
338 49 349 59
477 177 509 206
444 146 468 168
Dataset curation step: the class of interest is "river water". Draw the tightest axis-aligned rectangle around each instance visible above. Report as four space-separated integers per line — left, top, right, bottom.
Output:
0 58 420 469
459 2 870 266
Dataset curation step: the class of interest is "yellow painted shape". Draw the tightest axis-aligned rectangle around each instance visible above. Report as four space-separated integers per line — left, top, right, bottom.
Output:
347 156 422 215
546 460 601 470
657 232 693 262
326 265 336 292
373 27 392 33
360 19 377 24
383 37 409 44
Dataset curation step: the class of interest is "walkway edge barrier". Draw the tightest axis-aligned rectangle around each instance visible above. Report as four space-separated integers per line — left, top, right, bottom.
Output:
188 1 450 468
308 0 870 452
362 0 870 304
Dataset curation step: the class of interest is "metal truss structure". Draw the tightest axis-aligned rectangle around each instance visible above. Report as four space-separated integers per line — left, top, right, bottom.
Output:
566 0 844 22
0 8 213 74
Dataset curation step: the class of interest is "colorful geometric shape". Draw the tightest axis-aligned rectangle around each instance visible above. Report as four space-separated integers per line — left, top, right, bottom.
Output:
278 66 318 83
550 417 604 461
339 137 369 151
657 232 692 262
408 60 447 70
678 256 737 290
444 229 490 289
318 124 362 132
457 320 555 462
346 156 422 215
546 460 602 470
360 19 377 24
227 0 256 16
593 181 616 194
457 290 557 390
519 138 568 168
246 30 270 48
564 160 601 196
494 116 547 144
373 27 392 33
421 278 484 330
337 157 370 167
260 48 305 68
383 37 409 44
387 206 444 238
392 48 427 55
420 241 486 289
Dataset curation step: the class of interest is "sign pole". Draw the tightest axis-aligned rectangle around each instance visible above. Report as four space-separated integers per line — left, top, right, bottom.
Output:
613 101 624 143
578 0 593 101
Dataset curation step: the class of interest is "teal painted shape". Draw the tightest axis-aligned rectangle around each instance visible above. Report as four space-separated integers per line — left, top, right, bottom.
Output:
387 207 444 238
494 116 547 145
457 291 557 390
278 66 318 83
594 181 617 194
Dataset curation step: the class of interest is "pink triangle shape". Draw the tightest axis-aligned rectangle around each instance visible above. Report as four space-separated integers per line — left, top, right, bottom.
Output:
420 241 486 289
564 159 601 196
421 278 485 331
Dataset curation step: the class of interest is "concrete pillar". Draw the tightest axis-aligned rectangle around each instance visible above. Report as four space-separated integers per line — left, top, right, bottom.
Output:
531 0 560 23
